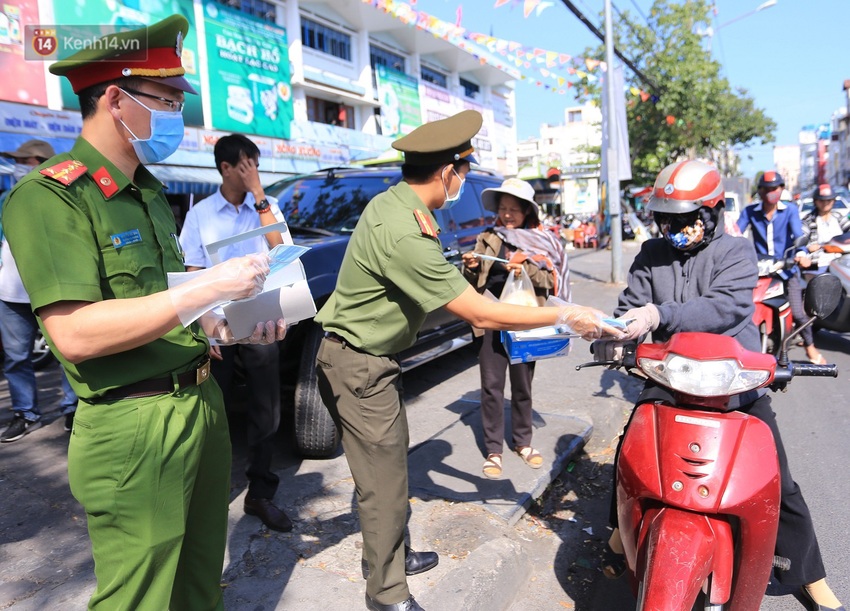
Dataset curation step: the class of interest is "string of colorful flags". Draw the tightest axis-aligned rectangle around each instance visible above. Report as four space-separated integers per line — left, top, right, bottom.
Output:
362 0 675 116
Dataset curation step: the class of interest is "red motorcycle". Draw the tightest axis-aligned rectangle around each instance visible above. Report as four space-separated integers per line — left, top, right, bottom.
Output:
580 273 841 610
752 247 798 355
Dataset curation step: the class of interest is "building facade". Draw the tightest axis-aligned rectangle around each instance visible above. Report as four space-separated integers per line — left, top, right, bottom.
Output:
517 102 602 217
0 0 519 193
773 144 801 196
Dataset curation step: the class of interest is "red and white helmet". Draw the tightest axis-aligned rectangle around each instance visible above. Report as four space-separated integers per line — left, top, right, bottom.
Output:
647 160 724 214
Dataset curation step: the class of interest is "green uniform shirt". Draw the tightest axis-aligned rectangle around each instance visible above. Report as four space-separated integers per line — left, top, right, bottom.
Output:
316 181 469 355
3 138 208 400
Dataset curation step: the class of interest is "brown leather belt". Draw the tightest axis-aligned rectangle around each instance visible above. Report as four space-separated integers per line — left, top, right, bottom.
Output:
97 358 211 402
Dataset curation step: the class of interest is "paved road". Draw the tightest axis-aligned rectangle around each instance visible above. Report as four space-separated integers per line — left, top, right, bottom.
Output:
1 240 848 610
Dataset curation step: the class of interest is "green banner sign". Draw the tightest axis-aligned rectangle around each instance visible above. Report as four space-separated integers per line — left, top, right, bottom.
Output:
51 0 203 127
203 1 293 140
375 65 421 138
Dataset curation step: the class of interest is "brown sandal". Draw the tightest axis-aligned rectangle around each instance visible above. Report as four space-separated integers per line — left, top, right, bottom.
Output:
482 453 502 479
516 446 544 469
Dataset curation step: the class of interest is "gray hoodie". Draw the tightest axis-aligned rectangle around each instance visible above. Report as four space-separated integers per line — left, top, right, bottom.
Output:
615 223 763 407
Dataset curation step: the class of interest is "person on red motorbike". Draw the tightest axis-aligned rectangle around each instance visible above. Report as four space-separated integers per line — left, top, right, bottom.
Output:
737 171 826 364
800 184 850 271
600 160 843 611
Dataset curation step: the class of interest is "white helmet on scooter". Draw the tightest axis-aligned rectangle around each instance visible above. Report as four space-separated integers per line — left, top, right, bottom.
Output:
648 160 724 214
647 160 725 252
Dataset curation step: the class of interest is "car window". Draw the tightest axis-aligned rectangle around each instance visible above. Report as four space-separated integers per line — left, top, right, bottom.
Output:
447 179 488 231
265 174 398 232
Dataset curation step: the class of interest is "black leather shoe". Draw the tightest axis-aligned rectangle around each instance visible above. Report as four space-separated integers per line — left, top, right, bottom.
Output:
365 593 424 611
243 497 293 532
361 546 439 579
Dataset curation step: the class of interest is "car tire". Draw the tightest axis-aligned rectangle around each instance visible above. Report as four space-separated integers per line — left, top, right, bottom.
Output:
32 330 55 371
293 321 340 458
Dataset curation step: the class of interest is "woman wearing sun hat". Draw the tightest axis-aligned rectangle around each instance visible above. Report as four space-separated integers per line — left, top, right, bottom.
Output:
461 178 569 479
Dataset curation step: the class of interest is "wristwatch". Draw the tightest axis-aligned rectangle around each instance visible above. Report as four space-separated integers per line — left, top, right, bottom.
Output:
254 198 271 214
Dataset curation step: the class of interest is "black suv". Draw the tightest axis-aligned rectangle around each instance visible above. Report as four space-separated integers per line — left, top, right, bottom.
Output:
264 165 503 457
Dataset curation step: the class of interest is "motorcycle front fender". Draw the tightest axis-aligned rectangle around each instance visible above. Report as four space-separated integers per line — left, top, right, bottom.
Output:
637 508 733 611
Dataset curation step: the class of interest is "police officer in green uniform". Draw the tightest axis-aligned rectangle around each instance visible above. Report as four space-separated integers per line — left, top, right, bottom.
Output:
315 109 620 611
3 16 284 610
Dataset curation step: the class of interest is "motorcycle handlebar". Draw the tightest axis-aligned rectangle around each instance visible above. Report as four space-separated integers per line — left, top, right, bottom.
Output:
772 362 838 385
790 362 838 377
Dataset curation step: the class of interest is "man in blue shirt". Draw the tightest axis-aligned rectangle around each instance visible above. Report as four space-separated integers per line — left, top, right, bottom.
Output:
737 171 824 363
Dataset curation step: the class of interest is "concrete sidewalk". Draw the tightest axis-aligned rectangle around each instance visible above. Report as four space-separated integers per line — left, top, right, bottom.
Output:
0 241 636 610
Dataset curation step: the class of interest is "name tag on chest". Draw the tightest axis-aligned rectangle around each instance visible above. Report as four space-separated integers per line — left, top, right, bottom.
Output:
111 229 142 249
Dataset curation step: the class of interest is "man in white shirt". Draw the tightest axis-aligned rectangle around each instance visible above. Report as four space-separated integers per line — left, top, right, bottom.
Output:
179 133 292 531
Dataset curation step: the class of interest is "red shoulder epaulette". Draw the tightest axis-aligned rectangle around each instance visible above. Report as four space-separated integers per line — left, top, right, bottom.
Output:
413 209 438 239
40 159 87 186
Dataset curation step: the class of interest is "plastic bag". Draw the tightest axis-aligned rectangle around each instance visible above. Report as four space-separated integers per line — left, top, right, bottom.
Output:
499 268 538 307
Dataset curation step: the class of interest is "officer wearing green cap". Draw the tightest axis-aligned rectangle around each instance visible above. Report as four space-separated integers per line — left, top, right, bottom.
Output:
314 110 620 611
3 15 284 610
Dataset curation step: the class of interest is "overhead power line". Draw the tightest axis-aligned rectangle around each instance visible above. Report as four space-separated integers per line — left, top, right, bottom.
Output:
628 0 650 23
557 0 659 93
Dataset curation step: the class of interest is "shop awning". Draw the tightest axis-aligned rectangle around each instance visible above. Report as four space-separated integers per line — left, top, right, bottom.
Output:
148 165 290 195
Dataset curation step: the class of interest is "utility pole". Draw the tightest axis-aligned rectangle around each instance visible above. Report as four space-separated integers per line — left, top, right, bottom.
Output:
604 0 623 283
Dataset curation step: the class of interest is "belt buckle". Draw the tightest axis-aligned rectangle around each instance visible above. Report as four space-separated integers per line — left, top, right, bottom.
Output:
196 359 211 385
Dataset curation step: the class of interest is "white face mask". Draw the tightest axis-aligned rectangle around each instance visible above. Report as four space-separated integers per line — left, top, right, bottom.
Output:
12 163 32 182
440 167 466 210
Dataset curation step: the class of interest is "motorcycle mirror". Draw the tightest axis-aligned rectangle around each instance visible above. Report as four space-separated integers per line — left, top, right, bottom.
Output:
794 234 809 250
804 273 842 319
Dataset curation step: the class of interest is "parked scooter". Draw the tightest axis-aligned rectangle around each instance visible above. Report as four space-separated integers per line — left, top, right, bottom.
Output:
578 273 841 610
801 231 850 333
751 236 807 355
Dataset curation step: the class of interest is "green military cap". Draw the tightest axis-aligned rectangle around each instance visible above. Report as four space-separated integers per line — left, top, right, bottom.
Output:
49 14 197 95
392 110 483 166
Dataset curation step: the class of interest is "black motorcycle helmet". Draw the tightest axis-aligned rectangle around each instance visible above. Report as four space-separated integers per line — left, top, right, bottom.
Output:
758 171 785 190
813 183 836 201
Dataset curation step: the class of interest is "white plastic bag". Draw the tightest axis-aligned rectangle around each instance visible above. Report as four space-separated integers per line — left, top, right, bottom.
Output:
499 268 538 307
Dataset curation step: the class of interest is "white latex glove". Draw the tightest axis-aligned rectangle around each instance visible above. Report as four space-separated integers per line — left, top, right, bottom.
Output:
170 254 270 326
201 311 286 345
619 304 660 341
556 305 624 341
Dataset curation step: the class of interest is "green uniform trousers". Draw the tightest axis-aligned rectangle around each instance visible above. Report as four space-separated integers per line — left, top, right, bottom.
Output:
315 338 410 605
68 378 231 611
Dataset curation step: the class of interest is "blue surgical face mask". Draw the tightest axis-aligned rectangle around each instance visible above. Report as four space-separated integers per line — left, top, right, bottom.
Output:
440 167 465 210
119 89 184 164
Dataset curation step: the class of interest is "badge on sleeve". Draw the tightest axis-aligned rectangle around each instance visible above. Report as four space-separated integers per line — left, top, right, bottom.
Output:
40 159 87 185
111 229 142 248
413 209 438 240
92 167 119 198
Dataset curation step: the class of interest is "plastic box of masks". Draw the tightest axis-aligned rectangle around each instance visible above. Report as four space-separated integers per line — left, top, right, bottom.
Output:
500 326 572 365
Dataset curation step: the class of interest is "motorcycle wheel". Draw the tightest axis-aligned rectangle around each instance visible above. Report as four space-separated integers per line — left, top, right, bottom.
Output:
31 330 55 371
759 322 769 353
702 574 724 610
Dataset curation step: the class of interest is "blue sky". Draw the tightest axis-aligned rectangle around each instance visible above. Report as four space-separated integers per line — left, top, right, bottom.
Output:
416 0 849 182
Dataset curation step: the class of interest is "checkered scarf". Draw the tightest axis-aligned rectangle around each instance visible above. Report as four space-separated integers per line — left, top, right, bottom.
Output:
495 226 570 302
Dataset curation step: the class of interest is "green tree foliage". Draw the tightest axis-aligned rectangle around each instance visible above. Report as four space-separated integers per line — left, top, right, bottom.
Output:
579 0 776 184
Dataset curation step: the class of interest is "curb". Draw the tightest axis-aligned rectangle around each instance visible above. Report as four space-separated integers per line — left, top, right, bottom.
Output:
421 537 531 611
417 421 592 611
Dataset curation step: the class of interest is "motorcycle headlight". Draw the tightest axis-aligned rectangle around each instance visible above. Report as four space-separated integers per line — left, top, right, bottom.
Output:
638 354 770 397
